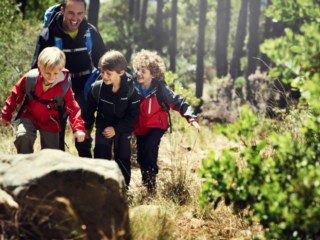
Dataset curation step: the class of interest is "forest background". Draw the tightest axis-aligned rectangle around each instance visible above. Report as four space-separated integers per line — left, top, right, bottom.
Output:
0 0 320 239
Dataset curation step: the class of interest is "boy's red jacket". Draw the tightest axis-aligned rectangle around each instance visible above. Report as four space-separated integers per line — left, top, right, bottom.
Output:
1 68 85 133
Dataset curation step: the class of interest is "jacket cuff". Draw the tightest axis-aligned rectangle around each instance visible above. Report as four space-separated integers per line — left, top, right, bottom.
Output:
188 118 198 123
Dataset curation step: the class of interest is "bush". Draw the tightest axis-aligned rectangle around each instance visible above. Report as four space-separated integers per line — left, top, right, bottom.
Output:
0 0 40 108
199 105 320 239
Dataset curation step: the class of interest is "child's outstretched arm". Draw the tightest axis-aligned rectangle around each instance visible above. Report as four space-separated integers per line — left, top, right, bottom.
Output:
1 76 27 126
159 82 200 130
189 119 201 131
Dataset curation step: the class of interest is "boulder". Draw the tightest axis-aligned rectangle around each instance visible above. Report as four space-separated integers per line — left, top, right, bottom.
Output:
0 149 130 240
0 188 18 220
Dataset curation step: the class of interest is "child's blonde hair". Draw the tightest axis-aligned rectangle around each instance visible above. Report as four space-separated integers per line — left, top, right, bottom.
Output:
38 47 66 70
99 50 128 73
132 49 166 80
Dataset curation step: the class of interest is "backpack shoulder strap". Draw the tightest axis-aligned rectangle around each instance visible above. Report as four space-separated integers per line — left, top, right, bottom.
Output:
53 74 71 110
126 73 135 99
91 80 103 104
84 27 94 74
84 68 100 102
157 80 172 133
84 27 93 56
13 69 39 121
54 36 63 49
156 81 170 111
25 69 39 97
43 4 62 28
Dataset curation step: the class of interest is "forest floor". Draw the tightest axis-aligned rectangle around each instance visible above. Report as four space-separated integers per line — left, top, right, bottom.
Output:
126 122 264 240
0 117 264 239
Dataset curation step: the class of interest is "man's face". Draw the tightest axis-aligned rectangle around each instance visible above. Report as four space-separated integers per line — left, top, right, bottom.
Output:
61 0 86 32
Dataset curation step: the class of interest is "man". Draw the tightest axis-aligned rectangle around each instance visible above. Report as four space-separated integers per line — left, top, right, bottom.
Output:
32 0 107 157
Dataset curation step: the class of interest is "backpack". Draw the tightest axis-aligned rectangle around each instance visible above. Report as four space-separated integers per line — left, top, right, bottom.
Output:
43 4 97 99
14 69 70 121
84 68 101 101
43 4 61 28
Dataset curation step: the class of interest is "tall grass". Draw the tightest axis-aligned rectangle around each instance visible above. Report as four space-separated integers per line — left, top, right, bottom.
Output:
0 115 263 239
127 113 263 240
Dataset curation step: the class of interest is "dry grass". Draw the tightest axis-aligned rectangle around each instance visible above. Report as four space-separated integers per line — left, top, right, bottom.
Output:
0 117 264 240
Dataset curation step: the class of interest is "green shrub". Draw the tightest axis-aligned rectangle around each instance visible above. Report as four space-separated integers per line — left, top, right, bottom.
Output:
200 3 320 238
199 105 320 239
0 0 40 108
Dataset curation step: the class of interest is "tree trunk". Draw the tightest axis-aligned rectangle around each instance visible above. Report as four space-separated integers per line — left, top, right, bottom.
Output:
88 0 100 28
155 0 164 53
230 0 248 100
245 0 261 102
196 0 207 100
230 0 248 80
215 0 231 78
135 0 141 22
140 0 148 29
245 0 261 77
169 0 177 72
260 1 272 72
129 0 135 18
126 0 136 62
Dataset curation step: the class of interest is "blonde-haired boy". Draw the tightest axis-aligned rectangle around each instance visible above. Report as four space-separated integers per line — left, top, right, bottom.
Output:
1 47 85 153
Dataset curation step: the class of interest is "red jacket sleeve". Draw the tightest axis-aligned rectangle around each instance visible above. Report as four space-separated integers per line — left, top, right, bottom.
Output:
1 76 27 122
63 87 85 133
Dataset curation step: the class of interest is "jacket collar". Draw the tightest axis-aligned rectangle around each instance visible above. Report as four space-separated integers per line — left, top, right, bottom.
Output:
135 79 159 98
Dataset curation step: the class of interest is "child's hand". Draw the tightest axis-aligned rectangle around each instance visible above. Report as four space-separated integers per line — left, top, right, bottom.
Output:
74 131 86 142
1 118 10 127
190 120 200 131
102 126 115 139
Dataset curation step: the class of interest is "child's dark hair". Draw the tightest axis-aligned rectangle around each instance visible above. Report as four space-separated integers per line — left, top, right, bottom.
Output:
99 50 128 73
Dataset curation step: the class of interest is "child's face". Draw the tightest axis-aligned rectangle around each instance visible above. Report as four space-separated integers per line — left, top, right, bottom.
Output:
40 67 63 85
101 69 124 85
135 66 153 86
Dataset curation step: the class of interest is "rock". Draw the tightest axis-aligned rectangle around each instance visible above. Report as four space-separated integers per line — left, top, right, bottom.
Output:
0 149 130 240
130 205 171 239
0 188 18 220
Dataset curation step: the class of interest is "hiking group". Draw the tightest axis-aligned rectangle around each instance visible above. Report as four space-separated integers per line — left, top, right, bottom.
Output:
1 0 200 193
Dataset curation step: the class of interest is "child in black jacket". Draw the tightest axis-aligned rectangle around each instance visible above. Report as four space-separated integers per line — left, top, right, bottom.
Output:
83 50 140 188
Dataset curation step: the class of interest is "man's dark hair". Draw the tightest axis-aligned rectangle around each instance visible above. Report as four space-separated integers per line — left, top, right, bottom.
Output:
62 0 87 9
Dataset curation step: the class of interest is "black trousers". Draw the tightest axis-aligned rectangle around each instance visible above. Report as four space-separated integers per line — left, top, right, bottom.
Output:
59 90 92 158
94 129 132 187
136 128 166 175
